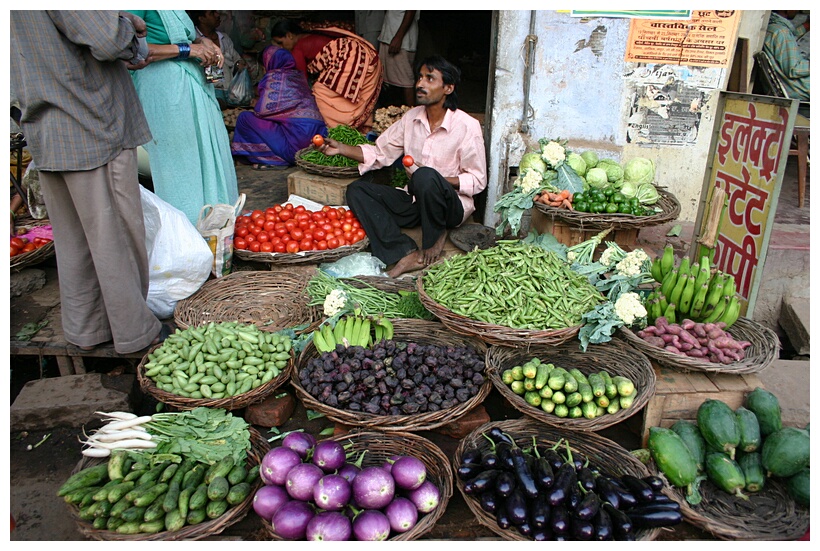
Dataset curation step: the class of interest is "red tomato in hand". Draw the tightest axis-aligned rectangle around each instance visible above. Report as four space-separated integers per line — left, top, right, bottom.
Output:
402 155 414 167
10 237 26 249
312 135 324 147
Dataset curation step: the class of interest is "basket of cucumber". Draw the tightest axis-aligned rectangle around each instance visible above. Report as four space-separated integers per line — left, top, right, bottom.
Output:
454 419 665 541
63 426 268 541
486 338 655 431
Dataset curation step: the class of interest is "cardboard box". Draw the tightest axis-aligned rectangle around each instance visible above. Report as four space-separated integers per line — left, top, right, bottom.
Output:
529 207 640 249
286 170 359 206
640 362 762 446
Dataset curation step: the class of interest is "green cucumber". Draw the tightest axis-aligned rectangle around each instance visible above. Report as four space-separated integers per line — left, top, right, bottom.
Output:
760 426 810 478
744 387 782 436
226 482 252 506
705 452 747 500
189 483 209 511
187 507 207 525
207 476 231 501
57 464 110 497
737 451 765 493
164 509 187 532
785 469 810 507
133 482 169 508
587 373 605 397
163 481 182 513
670 420 707 472
734 406 762 452
205 456 235 485
647 427 698 488
227 464 248 486
245 465 260 485
697 399 741 460
206 499 230 519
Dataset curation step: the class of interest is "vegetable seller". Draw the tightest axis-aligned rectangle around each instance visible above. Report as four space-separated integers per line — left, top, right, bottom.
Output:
320 55 487 278
10 11 171 353
764 11 810 107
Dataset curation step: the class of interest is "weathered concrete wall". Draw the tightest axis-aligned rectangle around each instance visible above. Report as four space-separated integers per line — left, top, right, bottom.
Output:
484 10 769 224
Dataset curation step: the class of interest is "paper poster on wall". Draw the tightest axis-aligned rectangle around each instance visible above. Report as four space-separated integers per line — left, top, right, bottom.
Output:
625 10 740 67
570 10 692 19
625 64 724 145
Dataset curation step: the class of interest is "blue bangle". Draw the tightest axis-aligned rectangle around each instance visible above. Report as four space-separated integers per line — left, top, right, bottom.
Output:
176 43 191 60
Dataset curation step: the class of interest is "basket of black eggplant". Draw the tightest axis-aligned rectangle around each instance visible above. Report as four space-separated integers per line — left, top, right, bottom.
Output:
454 418 682 541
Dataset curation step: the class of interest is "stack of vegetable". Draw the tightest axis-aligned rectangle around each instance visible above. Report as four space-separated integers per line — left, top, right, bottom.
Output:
59 408 260 535
645 388 809 508
311 312 395 352
254 435 442 540
500 359 637 420
568 151 661 209
635 317 752 364
457 427 682 541
141 322 292 401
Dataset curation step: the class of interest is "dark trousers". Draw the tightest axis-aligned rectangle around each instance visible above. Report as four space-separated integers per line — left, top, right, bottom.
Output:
346 167 464 266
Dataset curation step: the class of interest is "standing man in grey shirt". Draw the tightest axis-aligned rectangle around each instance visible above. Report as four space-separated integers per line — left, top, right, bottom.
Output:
10 11 171 354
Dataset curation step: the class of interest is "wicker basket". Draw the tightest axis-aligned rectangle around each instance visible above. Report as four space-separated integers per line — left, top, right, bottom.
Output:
619 317 780 374
486 338 656 431
173 270 315 331
234 237 369 265
294 147 362 178
11 217 55 271
650 463 809 540
415 276 581 347
262 429 453 541
454 418 661 541
67 426 268 541
291 319 491 432
137 341 293 411
533 188 681 231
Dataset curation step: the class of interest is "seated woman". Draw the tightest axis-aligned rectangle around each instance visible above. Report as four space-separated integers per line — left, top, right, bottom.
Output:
270 19 383 132
230 44 327 169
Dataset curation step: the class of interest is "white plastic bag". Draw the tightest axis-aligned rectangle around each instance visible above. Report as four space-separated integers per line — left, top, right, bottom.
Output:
227 68 252 106
196 194 246 278
140 186 213 319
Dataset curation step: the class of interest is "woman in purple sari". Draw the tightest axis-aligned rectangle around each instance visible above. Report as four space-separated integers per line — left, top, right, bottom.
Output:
231 45 326 169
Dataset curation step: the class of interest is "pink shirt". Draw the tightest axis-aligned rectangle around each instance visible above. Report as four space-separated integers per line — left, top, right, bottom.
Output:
359 106 487 223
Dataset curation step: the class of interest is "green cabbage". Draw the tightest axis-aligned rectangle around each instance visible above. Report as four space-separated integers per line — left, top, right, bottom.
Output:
620 181 638 198
636 182 660 205
566 153 587 177
580 151 599 170
585 167 609 189
623 157 655 185
603 163 624 183
519 152 547 175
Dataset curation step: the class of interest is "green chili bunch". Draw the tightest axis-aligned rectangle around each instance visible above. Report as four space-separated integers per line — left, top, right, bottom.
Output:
300 125 372 167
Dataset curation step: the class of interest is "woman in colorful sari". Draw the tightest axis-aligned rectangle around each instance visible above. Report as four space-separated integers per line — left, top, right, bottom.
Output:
270 19 384 132
230 44 327 169
127 10 238 225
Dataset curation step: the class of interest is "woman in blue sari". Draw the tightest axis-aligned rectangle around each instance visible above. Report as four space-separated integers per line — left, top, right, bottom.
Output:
231 44 327 169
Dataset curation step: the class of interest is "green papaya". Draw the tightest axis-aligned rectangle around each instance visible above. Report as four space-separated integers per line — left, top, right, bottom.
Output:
670 419 707 472
735 406 762 453
647 427 699 488
785 469 809 508
736 451 765 493
697 399 741 460
705 452 747 500
744 387 782 436
760 426 810 478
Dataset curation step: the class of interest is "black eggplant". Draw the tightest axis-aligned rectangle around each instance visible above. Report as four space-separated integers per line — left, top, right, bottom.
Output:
567 483 582 511
533 456 555 489
646 493 678 507
550 504 570 535
531 528 552 541
495 500 512 530
602 502 633 539
609 477 638 509
515 521 533 538
460 448 483 465
479 491 500 514
529 494 551 529
505 488 529 525
457 462 485 481
547 462 576 506
481 451 500 469
494 471 516 498
571 454 587 473
627 507 683 528
495 442 515 470
628 501 681 514
543 448 564 472
574 491 600 520
509 441 539 499
463 469 501 495
620 474 655 503
595 476 621 509
486 427 514 446
592 507 614 541
642 475 666 493
577 466 596 492
570 516 594 540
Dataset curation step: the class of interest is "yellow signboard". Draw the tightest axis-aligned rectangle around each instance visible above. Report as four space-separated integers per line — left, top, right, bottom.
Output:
692 93 798 316
625 10 740 67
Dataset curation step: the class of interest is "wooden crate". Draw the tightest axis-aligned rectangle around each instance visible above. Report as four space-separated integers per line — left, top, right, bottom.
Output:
529 207 639 248
640 362 762 446
286 170 358 206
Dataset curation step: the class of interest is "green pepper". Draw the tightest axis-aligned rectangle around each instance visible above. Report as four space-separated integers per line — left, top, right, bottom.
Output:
573 192 586 203
590 202 605 213
603 187 615 198
618 202 632 214
605 202 619 214
574 201 588 212
612 192 626 204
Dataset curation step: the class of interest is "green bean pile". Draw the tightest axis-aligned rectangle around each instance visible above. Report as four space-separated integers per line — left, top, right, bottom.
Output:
423 241 603 330
300 125 372 167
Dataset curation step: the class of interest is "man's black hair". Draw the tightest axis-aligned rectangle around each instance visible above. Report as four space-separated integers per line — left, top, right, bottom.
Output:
416 55 461 111
270 18 303 38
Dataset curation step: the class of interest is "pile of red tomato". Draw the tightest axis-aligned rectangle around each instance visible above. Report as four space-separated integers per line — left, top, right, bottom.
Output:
11 235 52 258
234 204 366 254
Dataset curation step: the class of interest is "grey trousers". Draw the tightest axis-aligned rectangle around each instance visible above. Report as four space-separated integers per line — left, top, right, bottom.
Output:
39 148 161 354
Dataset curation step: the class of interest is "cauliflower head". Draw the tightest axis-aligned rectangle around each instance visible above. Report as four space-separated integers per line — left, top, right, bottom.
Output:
615 249 650 277
323 289 348 317
614 292 647 326
541 141 566 168
516 168 544 194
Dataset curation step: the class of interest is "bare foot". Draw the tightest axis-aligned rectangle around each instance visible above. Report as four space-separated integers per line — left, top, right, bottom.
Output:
387 250 424 278
421 231 448 266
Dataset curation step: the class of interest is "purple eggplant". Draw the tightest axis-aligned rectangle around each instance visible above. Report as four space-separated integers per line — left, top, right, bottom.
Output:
312 440 347 473
281 431 317 460
252 484 290 522
390 455 427 490
261 446 303 486
352 509 391 541
271 500 315 540
338 450 368 483
305 511 352 541
384 496 419 533
351 466 395 509
406 480 440 514
286 462 325 502
314 473 352 511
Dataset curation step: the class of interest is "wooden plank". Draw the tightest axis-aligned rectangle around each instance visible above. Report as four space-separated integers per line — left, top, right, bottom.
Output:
707 372 761 392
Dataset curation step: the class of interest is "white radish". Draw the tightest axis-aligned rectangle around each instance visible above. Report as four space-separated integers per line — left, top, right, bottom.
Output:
85 439 158 450
97 416 153 432
95 411 138 420
91 430 153 443
81 448 111 458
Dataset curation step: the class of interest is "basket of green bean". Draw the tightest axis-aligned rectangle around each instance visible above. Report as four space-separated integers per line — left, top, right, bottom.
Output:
295 124 373 178
417 241 605 347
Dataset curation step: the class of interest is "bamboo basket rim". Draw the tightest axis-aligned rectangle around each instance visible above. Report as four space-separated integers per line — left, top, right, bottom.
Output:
291 319 491 432
137 341 294 411
618 316 780 374
294 146 362 178
261 428 453 541
173 270 315 331
454 418 661 541
486 338 656 431
415 275 581 347
234 237 368 265
67 426 268 541
532 188 681 231
11 217 55 271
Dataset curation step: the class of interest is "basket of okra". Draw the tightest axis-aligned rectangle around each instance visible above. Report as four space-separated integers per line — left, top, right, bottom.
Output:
294 124 373 178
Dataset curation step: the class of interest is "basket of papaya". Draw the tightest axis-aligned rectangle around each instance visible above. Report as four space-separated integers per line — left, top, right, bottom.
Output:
60 411 268 541
137 321 295 411
453 418 674 541
642 389 810 540
486 338 655 432
417 240 603 347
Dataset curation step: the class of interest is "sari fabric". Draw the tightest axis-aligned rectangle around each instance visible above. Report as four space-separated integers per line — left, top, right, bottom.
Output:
231 45 326 167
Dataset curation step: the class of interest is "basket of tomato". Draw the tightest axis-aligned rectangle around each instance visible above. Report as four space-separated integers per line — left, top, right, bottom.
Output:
233 203 368 265
11 222 55 271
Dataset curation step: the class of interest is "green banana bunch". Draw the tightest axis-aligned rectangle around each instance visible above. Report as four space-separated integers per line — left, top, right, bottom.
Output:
660 244 675 281
718 295 741 327
702 295 730 323
312 322 336 353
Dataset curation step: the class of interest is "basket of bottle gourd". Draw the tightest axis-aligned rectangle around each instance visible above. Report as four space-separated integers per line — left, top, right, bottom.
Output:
618 247 779 375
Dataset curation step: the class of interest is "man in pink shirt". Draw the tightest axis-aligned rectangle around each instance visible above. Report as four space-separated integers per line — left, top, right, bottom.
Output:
320 55 487 277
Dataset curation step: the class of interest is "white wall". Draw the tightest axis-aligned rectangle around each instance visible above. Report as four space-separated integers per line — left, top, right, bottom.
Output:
484 10 769 224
